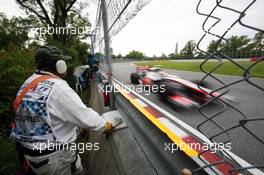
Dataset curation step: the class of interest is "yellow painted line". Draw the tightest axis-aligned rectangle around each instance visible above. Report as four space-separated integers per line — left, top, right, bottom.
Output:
115 84 199 157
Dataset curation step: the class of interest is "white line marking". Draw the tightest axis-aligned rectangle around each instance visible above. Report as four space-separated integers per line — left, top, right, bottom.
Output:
134 98 148 107
158 117 188 138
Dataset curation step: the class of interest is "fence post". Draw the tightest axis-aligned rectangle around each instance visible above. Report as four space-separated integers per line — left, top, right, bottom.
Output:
101 0 115 109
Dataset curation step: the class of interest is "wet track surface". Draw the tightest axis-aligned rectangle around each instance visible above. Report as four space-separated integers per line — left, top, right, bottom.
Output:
112 62 264 167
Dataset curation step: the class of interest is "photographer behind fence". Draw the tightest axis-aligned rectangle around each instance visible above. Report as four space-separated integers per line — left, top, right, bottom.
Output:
10 46 122 175
84 53 100 87
74 53 100 92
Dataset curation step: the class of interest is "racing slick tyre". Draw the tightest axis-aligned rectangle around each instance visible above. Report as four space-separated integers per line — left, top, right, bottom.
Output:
191 79 212 89
130 73 140 85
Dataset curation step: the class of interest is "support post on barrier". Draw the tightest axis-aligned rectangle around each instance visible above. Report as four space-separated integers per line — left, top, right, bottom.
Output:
101 0 115 109
90 33 94 54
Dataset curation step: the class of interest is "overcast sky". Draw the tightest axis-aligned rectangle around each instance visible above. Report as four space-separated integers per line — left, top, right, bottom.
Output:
1 0 263 56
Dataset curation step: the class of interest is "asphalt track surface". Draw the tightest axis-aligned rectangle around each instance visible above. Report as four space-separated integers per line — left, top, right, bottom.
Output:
112 62 264 168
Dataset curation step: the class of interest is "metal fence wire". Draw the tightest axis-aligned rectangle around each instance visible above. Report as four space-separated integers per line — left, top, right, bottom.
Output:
195 0 264 174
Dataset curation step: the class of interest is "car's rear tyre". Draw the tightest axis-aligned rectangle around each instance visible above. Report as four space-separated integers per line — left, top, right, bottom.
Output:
130 73 140 84
191 79 212 89
157 81 176 101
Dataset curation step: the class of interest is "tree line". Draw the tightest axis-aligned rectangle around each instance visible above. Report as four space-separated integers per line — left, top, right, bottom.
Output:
117 32 263 60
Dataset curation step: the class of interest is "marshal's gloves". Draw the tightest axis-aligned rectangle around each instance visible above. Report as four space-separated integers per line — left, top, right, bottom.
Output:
103 115 122 133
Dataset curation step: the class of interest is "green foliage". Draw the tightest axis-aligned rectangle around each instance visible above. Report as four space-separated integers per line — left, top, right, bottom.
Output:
0 46 35 136
16 0 91 44
251 32 264 52
207 35 251 53
0 138 20 174
207 33 264 57
0 14 38 137
207 40 220 53
117 53 122 58
125 50 145 60
161 53 167 58
168 53 176 59
225 36 250 53
0 13 34 51
180 40 197 58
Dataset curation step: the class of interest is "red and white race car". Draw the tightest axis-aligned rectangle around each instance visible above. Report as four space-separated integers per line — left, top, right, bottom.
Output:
130 66 236 108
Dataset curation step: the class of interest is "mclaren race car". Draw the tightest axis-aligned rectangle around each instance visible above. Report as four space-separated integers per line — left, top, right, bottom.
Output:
130 66 236 108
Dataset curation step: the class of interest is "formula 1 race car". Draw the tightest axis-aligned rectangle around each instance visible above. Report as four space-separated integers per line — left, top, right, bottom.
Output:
130 66 170 85
130 66 236 108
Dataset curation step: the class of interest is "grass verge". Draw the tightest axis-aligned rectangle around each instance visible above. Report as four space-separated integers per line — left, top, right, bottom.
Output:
135 60 264 78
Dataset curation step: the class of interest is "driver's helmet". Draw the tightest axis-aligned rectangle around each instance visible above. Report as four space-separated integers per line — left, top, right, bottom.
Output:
142 70 147 76
149 67 161 72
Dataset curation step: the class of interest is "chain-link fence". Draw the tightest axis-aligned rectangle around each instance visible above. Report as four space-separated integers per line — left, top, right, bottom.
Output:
92 0 151 57
195 0 264 174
